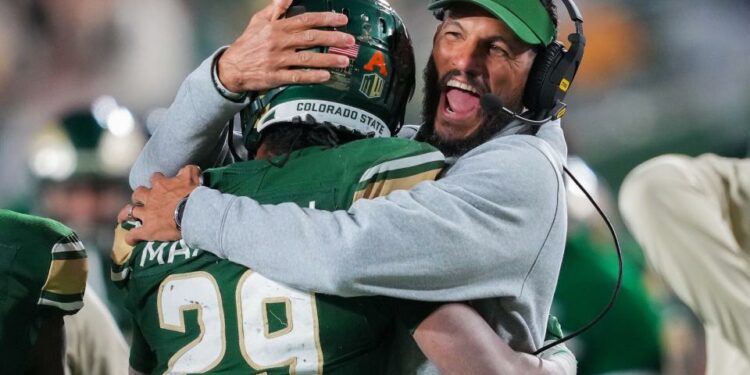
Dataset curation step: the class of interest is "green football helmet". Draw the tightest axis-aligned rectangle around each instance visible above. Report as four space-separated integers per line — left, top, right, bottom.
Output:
27 96 146 182
242 0 415 151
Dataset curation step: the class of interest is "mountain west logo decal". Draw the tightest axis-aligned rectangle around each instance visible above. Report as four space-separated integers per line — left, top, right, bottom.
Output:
360 73 385 99
360 51 388 99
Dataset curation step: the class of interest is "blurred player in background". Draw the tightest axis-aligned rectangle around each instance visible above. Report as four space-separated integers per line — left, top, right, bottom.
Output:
620 154 750 375
0 209 87 374
26 98 145 330
22 100 143 373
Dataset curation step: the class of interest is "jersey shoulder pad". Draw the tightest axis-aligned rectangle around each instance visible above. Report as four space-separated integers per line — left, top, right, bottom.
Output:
341 137 441 161
0 210 87 314
347 139 445 201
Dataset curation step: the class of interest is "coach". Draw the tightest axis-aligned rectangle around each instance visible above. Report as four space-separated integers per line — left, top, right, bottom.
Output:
127 0 575 367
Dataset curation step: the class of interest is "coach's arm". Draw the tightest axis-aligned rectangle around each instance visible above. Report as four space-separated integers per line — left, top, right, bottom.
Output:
415 304 576 374
129 0 354 188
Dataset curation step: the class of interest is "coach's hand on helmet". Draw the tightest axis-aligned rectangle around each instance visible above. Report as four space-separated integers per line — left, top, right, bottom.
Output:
217 0 355 93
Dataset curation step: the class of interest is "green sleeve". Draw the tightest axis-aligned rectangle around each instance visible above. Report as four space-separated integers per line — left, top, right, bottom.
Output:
389 298 443 334
129 320 157 373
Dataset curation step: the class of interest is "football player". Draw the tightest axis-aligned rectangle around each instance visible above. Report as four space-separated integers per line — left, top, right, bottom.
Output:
0 209 88 374
114 1 575 373
114 113 573 374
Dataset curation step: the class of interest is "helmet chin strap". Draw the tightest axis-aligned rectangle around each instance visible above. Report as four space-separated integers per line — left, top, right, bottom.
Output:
240 86 289 156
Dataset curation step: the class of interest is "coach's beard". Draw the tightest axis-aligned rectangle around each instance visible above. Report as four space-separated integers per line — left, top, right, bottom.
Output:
417 57 514 157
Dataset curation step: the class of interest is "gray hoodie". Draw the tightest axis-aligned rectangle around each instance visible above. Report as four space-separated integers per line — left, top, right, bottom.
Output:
130 50 568 354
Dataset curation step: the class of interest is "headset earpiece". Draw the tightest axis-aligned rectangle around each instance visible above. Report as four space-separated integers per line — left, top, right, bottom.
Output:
523 41 566 114
522 0 586 120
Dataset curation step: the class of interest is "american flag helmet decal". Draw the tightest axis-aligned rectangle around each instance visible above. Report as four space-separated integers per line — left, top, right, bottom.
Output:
328 43 360 59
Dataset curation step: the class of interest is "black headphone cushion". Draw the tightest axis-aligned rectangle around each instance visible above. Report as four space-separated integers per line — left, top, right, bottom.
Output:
523 41 565 113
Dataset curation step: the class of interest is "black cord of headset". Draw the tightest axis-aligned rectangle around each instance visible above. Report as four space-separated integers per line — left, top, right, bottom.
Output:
532 165 623 355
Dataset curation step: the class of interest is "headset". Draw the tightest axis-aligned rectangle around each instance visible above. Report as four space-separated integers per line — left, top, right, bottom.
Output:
524 0 586 122
437 0 622 355
521 0 622 356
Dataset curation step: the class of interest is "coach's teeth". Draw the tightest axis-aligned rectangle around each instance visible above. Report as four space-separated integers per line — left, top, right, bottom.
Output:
447 79 479 95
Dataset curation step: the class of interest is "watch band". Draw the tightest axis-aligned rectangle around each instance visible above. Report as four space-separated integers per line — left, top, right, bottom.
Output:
174 196 189 231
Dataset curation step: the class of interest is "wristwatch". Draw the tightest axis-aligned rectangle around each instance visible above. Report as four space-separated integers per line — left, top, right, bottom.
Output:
174 196 189 231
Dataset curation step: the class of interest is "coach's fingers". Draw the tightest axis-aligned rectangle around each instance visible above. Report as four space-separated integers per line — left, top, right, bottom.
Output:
129 205 145 222
176 165 202 184
271 68 332 86
282 29 355 52
117 205 131 224
125 227 143 246
254 0 293 23
131 187 150 207
281 11 349 32
149 172 166 188
277 50 350 70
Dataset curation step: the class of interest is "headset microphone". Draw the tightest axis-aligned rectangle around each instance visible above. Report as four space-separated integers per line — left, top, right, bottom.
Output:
480 94 559 126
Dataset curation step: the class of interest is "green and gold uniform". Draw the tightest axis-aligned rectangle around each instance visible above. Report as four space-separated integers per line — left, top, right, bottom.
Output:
113 138 445 374
0 209 88 373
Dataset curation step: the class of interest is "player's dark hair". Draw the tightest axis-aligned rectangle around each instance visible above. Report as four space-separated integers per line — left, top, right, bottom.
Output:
260 123 364 166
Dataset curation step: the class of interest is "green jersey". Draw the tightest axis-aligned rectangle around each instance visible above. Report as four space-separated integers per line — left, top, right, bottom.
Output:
113 138 445 374
0 209 88 373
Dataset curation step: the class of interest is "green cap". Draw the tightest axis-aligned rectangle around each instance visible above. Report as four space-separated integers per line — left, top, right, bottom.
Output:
428 0 556 46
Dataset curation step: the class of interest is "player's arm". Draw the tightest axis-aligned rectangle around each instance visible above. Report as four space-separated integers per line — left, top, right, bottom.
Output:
26 315 66 375
124 322 157 375
413 304 576 375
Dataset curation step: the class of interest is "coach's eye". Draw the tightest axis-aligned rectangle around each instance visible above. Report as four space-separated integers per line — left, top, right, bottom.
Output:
489 43 509 57
445 31 461 40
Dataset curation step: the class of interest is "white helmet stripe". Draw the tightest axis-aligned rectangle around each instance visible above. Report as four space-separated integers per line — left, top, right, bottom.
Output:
257 100 391 138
